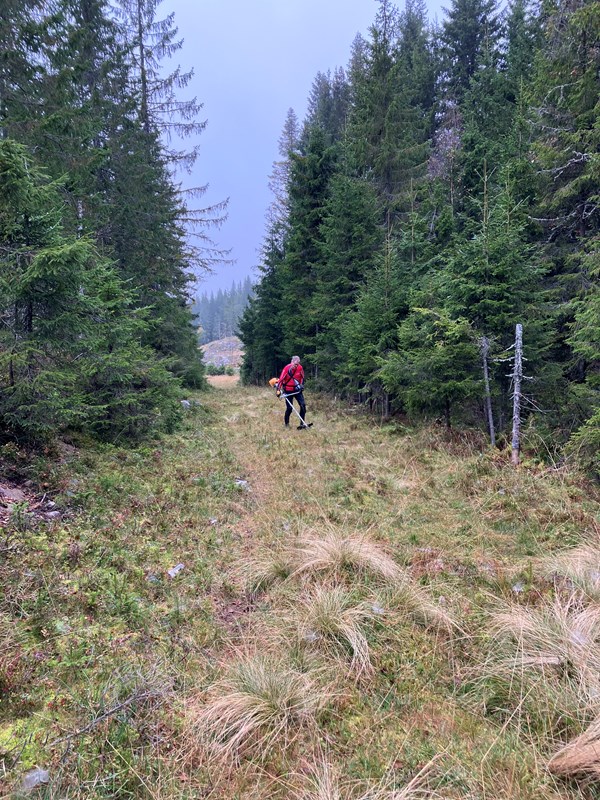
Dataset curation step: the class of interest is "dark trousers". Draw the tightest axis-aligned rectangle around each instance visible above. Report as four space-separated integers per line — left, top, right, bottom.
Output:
284 391 306 425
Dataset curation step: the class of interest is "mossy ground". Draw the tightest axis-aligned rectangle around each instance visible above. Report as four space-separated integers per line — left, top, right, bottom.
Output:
1 380 598 798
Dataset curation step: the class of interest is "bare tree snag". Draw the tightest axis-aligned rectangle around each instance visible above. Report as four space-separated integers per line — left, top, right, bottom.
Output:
511 324 523 466
480 336 496 447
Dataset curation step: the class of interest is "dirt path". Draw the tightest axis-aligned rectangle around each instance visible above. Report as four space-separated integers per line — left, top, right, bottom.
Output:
203 378 599 584
203 379 414 547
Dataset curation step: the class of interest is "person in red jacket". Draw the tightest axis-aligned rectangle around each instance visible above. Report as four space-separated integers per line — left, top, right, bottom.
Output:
277 355 308 429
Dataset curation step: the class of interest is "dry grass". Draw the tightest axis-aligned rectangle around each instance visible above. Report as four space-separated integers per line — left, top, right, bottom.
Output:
188 653 327 759
548 716 600 778
243 549 297 594
485 596 600 713
300 759 343 800
207 374 240 388
384 584 458 633
544 540 600 600
250 528 457 634
300 756 440 799
293 530 404 583
284 585 381 675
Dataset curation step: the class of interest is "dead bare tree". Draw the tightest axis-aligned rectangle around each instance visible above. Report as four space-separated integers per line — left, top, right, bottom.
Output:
480 336 496 447
511 324 523 465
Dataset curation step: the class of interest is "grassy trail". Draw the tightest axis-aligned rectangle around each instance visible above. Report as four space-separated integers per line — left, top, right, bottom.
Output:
1 379 599 798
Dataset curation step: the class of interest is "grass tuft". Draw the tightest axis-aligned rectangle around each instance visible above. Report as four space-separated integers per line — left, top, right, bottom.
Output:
485 595 600 715
243 549 297 594
300 756 440 799
293 530 403 583
386 583 458 633
545 540 600 600
300 759 342 800
189 653 327 759
287 585 379 675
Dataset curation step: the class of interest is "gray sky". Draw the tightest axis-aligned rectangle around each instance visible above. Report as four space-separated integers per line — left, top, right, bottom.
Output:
166 0 444 296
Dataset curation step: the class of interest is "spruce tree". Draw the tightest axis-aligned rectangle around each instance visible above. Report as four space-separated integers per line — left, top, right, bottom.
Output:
0 0 46 140
530 0 600 450
267 108 301 247
348 0 433 222
439 0 500 103
278 124 337 365
310 171 383 386
379 310 480 428
336 232 418 406
505 0 540 95
443 169 548 430
304 68 350 145
239 231 287 384
0 139 179 443
566 240 600 474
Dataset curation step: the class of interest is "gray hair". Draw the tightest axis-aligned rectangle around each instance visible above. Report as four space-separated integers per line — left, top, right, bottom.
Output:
291 355 300 364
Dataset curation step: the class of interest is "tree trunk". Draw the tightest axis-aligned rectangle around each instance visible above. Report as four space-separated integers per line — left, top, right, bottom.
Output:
480 336 496 447
136 0 150 135
511 324 523 466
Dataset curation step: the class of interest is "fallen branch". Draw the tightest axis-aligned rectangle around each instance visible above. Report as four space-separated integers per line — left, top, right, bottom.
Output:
48 687 162 748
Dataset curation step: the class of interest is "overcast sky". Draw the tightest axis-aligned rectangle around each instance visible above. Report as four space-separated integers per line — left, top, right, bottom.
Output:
166 0 445 296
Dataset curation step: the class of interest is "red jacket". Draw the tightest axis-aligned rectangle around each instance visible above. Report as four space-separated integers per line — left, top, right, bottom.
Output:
278 363 304 393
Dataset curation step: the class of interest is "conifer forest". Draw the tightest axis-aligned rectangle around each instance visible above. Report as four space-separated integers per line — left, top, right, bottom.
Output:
2 2 600 798
240 0 599 475
192 278 254 346
0 0 226 445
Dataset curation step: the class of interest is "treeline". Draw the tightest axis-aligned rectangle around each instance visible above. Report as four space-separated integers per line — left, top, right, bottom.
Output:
192 278 254 344
0 0 223 444
240 0 599 472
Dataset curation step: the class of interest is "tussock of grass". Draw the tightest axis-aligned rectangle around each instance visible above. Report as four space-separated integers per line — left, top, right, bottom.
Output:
293 530 403 583
301 759 342 800
485 596 600 713
545 541 600 600
548 716 600 778
385 584 458 633
300 757 439 799
243 549 297 594
286 585 379 675
189 653 327 759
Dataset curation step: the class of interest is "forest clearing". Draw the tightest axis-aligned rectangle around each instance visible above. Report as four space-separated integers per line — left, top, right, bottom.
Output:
2 0 599 796
2 379 599 799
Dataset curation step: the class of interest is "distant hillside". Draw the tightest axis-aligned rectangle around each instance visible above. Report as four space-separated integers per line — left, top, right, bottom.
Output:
192 278 253 345
201 336 244 369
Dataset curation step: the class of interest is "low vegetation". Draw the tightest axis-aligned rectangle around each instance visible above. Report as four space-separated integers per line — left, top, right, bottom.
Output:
1 382 599 798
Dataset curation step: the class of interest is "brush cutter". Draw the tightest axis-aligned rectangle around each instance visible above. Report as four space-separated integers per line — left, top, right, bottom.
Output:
268 378 313 429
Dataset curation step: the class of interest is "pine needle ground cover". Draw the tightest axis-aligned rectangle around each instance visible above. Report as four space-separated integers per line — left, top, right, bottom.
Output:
1 384 599 798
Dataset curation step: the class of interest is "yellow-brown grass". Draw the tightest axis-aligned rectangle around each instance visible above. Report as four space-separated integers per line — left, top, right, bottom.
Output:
188 653 327 760
545 541 600 600
485 596 600 713
283 585 380 675
293 530 403 582
300 756 440 799
384 584 458 633
243 549 297 594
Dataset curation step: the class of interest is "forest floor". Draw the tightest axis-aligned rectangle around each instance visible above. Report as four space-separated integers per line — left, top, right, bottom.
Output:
1 380 599 799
